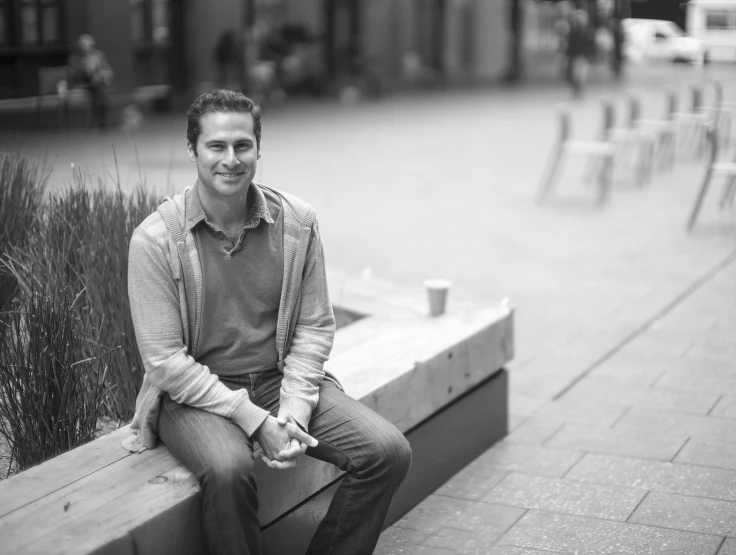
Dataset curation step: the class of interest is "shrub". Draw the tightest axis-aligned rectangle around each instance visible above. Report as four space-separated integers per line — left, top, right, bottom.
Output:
3 173 160 422
0 285 113 476
0 154 48 310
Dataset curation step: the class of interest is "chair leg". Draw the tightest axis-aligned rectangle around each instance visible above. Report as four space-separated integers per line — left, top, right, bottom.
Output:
597 154 614 204
538 146 564 201
688 165 715 231
719 175 736 209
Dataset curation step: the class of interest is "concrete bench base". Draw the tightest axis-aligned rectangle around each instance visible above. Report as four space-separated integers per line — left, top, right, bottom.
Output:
0 271 512 555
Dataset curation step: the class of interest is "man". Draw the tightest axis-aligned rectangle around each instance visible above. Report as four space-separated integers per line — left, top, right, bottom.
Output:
565 7 596 97
123 89 411 555
68 34 114 129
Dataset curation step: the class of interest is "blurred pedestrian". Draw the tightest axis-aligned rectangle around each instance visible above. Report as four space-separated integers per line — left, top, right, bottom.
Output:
565 8 595 97
214 29 245 90
68 34 114 130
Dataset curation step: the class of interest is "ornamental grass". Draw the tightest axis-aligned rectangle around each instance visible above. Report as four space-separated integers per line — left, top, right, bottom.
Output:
0 153 161 475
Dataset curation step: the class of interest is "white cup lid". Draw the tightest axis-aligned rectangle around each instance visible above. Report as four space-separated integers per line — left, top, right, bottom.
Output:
424 278 452 289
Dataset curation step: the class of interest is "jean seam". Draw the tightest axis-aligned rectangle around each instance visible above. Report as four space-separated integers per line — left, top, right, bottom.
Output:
324 447 358 555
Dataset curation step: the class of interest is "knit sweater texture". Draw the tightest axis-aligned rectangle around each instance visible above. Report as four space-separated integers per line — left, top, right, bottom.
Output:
122 183 336 453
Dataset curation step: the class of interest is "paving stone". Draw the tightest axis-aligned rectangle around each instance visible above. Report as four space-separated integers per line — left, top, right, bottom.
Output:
718 538 736 555
423 526 534 555
482 473 645 520
433 460 508 501
471 441 583 478
375 527 433 555
530 399 629 428
708 397 736 420
545 424 687 461
496 510 722 554
487 548 565 555
509 393 549 419
629 491 736 537
654 364 736 395
566 453 736 502
561 376 719 415
587 353 670 387
396 494 524 539
505 420 563 445
614 409 736 443
674 439 736 471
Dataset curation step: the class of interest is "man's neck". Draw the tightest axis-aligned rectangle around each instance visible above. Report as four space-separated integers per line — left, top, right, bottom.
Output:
197 181 251 231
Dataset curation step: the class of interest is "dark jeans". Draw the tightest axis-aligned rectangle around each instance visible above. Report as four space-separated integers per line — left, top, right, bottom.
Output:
86 84 109 129
158 369 412 555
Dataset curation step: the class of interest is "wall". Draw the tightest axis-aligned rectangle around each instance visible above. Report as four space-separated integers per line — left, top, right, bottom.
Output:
87 0 135 93
473 0 508 79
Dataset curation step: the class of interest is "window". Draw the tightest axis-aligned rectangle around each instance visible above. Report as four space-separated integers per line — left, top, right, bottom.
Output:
705 11 732 30
130 0 170 44
18 0 61 45
0 1 8 45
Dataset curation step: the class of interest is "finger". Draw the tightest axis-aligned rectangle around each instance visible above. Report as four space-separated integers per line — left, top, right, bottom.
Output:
286 422 318 447
276 415 289 426
267 457 296 470
279 438 307 460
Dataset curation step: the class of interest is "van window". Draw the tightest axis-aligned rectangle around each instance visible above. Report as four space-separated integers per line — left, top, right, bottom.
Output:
705 11 733 30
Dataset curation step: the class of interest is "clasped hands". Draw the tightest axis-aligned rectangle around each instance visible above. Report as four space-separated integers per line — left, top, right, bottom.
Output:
253 414 318 470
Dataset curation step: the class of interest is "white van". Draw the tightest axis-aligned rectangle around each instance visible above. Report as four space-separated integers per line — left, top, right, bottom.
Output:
622 18 708 64
687 0 736 63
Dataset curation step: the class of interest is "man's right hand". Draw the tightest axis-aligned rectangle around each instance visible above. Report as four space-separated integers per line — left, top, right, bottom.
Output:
253 415 318 470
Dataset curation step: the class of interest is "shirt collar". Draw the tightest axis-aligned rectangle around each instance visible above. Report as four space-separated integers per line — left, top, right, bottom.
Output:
187 181 275 231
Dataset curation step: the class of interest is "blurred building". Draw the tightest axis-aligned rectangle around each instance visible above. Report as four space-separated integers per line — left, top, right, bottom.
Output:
0 0 514 101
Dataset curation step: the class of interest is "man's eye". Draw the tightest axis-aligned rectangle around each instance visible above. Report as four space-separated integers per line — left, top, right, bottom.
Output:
210 144 224 151
236 144 252 151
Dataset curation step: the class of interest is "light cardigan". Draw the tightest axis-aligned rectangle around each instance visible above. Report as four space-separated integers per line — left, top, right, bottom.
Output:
122 182 336 453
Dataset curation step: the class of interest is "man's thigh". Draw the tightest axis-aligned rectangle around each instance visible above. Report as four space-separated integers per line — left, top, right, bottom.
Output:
306 382 406 471
158 394 255 475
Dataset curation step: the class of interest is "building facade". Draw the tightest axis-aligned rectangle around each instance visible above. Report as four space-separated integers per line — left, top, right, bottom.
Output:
0 0 511 100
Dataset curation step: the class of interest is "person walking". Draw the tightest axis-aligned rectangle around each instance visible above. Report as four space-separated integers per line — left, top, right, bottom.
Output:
565 8 596 97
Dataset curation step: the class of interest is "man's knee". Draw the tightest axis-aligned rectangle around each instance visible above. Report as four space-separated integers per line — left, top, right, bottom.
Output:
371 426 412 482
201 451 256 490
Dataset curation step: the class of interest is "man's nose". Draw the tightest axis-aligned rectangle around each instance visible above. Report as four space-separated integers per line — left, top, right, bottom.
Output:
223 147 239 166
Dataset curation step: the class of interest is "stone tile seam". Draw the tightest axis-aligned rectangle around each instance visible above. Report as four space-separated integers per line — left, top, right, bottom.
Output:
552 249 736 402
508 507 727 544
669 436 692 464
491 507 531 551
624 489 652 523
715 536 729 555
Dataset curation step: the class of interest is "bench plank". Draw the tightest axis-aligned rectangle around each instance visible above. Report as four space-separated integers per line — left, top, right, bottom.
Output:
0 426 131 518
0 441 179 553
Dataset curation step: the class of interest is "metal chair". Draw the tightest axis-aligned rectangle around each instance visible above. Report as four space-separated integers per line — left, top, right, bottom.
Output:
538 102 615 204
632 86 677 172
672 83 710 157
606 91 658 186
687 123 736 231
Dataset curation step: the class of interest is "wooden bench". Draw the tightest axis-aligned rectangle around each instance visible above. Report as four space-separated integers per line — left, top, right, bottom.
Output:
0 271 513 555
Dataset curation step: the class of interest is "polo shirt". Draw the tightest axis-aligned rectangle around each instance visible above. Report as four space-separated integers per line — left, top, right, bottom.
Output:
188 182 284 376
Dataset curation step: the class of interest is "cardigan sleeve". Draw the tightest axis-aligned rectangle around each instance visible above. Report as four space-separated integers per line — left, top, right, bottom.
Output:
128 223 269 436
278 217 336 430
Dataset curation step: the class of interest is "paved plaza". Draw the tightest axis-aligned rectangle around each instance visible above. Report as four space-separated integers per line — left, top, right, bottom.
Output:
2 62 736 553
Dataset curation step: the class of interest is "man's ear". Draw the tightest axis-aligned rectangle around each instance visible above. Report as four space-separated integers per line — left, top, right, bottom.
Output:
187 142 196 162
257 150 262 160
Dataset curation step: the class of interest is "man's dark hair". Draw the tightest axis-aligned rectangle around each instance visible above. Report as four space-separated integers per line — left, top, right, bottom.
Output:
187 89 262 155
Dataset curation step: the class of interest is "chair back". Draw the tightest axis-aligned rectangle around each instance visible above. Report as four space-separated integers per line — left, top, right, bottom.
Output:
691 83 703 112
626 92 641 128
599 98 615 140
664 86 677 120
714 80 724 107
557 105 571 143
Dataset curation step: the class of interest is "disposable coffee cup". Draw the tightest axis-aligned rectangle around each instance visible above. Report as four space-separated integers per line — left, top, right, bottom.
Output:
424 279 451 317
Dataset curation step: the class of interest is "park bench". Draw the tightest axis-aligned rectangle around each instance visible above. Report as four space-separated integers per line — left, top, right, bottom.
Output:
0 270 513 555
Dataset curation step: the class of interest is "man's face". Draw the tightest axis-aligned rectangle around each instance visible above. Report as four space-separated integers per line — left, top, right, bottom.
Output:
187 111 260 200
